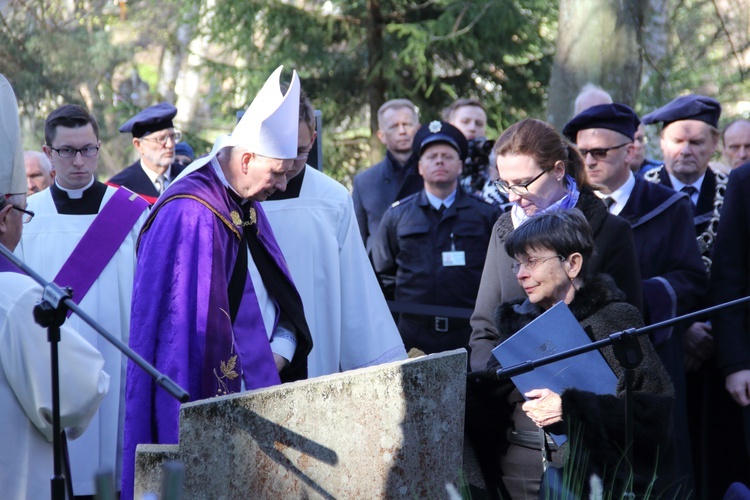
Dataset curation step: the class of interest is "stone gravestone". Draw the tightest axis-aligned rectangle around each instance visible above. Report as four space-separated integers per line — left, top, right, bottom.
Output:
135 349 467 499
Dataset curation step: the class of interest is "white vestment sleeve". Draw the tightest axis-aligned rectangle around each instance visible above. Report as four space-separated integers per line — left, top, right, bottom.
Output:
0 276 109 442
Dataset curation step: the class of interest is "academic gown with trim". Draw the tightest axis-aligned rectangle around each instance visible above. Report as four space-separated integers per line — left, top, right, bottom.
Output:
122 163 312 500
107 160 186 204
0 266 109 500
262 166 407 378
15 183 147 495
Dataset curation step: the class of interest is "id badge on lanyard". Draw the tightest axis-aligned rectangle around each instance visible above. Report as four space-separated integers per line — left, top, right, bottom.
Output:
442 232 466 267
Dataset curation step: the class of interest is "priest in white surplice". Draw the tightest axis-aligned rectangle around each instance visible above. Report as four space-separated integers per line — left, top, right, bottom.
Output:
15 104 149 495
0 74 109 499
262 90 406 377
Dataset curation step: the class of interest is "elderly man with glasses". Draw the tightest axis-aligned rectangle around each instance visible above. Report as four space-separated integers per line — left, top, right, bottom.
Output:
109 102 187 204
564 102 708 494
15 103 150 498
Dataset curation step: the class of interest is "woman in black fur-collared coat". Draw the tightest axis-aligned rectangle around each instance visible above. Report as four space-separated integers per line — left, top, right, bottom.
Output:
466 210 675 499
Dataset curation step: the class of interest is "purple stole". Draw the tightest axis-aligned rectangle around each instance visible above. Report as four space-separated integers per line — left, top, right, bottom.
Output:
53 188 148 317
0 254 23 274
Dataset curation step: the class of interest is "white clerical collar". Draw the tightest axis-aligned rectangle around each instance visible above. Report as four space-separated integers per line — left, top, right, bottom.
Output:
140 161 172 183
55 176 94 199
596 172 636 215
210 156 245 202
424 189 457 210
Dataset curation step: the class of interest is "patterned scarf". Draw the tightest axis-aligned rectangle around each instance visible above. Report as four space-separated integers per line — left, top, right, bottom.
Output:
510 175 581 228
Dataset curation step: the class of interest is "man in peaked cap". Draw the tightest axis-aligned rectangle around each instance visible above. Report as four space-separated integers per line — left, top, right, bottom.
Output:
371 121 500 354
122 66 312 500
16 103 149 497
109 102 187 204
0 74 109 499
565 103 708 494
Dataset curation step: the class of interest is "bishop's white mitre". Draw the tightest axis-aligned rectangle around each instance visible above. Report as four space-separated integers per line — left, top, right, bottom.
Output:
0 74 25 197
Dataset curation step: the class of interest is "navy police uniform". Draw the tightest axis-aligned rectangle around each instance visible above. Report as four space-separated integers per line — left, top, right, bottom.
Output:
371 121 501 354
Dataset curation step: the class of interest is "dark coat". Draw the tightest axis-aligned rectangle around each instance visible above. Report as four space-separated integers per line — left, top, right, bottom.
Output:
352 152 422 253
712 162 750 377
371 188 501 353
645 166 728 266
618 177 708 338
471 275 675 498
107 160 186 204
468 188 643 371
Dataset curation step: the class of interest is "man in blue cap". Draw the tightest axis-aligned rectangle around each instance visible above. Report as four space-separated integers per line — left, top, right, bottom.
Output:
371 121 500 354
641 96 747 497
109 102 187 204
564 103 708 495
641 95 726 267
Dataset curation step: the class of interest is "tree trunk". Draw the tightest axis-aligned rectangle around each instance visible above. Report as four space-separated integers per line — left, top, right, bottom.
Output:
547 0 645 130
366 0 385 165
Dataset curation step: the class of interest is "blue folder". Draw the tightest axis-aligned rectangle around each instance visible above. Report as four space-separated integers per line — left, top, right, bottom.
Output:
492 301 617 445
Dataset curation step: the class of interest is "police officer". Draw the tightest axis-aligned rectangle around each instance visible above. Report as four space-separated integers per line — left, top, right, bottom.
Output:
371 121 501 354
108 102 187 204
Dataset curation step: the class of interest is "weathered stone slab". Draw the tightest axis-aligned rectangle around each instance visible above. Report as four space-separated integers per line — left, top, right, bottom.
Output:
135 349 467 499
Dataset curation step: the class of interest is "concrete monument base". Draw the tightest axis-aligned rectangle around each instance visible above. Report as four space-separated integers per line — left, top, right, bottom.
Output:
134 349 467 499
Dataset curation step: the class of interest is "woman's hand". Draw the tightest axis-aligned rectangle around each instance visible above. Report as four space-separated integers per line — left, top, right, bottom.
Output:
522 388 563 427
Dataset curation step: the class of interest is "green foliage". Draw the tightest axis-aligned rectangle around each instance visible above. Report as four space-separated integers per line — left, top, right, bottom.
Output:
200 0 558 183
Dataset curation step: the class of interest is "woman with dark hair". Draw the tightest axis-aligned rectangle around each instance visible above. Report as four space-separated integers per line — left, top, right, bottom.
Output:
470 210 674 498
468 118 643 372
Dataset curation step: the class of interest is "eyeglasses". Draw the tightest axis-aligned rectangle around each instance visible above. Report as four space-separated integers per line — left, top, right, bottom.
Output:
578 142 630 161
494 167 553 196
511 255 564 275
49 146 99 159
141 131 181 147
10 205 35 223
294 149 312 164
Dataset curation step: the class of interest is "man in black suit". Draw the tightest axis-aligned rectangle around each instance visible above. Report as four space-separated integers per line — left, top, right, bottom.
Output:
352 99 422 253
710 162 750 493
108 102 186 204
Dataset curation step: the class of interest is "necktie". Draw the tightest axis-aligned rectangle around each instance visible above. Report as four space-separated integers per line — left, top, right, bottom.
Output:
681 186 698 212
155 174 167 194
603 197 615 211
438 204 447 215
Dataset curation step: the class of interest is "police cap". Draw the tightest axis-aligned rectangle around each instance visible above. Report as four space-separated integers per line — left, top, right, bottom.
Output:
413 120 469 160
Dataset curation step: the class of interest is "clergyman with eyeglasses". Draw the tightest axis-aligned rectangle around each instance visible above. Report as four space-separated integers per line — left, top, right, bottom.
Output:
108 102 187 204
14 104 150 497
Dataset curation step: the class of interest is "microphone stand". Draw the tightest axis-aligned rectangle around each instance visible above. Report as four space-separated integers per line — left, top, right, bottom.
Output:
494 295 750 497
0 245 190 500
